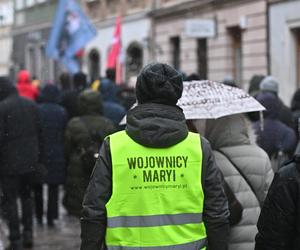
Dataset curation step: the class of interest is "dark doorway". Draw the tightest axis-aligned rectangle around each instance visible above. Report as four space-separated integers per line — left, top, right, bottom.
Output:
170 36 180 70
197 39 207 79
88 49 100 82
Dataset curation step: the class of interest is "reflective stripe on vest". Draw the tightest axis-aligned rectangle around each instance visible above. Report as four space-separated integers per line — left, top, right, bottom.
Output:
107 238 207 250
107 213 203 228
107 131 207 249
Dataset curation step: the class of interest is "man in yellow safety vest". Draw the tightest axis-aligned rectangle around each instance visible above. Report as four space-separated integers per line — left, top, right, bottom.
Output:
80 63 230 250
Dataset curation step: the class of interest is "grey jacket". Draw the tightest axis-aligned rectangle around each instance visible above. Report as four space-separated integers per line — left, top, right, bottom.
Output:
206 114 274 250
80 103 230 250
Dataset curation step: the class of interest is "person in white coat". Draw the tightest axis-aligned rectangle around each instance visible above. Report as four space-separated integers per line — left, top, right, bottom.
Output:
205 114 273 250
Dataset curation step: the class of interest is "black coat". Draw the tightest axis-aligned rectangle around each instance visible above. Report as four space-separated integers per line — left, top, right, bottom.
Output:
0 93 40 176
38 91 68 184
64 90 116 217
255 156 300 250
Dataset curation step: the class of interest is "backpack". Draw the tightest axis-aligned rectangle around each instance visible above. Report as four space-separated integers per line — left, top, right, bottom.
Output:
79 117 104 175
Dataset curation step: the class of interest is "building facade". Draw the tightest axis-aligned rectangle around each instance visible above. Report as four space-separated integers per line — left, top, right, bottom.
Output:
83 0 154 81
0 0 13 75
12 0 61 83
152 0 268 90
269 0 300 104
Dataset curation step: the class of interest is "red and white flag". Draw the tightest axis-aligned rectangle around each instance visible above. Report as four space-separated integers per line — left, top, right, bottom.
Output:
107 16 123 84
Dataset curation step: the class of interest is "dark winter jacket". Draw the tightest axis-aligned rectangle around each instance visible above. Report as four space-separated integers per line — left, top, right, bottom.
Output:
60 90 81 118
100 78 126 126
0 82 40 176
80 103 230 250
38 85 68 185
16 70 39 101
206 114 273 250
255 155 300 250
254 92 296 158
64 90 116 217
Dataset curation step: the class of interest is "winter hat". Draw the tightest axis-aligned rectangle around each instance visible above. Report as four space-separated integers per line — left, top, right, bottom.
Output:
260 76 279 94
136 63 183 106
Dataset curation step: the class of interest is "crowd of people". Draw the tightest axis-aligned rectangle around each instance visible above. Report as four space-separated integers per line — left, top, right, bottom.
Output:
0 63 299 250
0 68 135 250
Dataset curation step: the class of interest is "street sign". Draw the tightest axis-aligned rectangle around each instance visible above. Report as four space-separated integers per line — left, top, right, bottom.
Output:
184 19 216 38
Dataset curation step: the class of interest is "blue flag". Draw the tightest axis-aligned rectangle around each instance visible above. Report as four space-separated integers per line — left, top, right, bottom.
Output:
46 0 97 73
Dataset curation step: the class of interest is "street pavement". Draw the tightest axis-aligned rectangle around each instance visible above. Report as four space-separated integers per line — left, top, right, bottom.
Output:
0 189 81 250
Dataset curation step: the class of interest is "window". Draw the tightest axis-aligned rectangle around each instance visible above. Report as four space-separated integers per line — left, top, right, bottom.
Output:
126 42 143 80
170 36 180 70
197 39 207 79
228 27 242 86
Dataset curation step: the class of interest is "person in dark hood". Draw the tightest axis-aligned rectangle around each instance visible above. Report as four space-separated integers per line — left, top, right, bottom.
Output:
0 77 40 250
259 76 294 129
253 92 296 165
16 70 39 101
255 143 300 250
63 89 116 217
34 85 68 227
60 72 87 118
80 63 230 250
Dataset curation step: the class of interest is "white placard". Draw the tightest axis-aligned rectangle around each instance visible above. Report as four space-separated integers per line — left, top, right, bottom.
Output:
184 19 216 38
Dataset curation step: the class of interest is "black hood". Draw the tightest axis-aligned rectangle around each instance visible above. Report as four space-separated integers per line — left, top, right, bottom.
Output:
126 103 188 148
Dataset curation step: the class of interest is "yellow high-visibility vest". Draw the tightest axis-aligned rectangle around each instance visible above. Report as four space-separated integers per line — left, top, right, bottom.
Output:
106 131 207 250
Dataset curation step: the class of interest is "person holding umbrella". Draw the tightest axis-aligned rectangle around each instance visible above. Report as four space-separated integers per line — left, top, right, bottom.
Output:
80 63 230 250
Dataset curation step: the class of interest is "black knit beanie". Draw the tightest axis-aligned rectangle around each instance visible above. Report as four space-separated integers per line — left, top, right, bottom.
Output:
135 63 183 106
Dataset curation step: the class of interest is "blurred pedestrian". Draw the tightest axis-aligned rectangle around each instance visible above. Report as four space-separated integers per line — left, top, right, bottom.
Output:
254 92 297 171
260 76 294 129
34 85 68 227
205 114 273 250
64 89 116 217
255 136 300 249
248 74 265 97
59 72 72 92
16 70 39 101
0 77 40 250
291 88 300 136
60 72 87 118
100 68 126 127
186 73 201 81
81 63 230 250
223 75 237 87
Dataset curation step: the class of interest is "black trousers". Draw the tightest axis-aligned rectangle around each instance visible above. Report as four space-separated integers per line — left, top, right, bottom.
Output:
1 174 33 243
34 184 59 222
